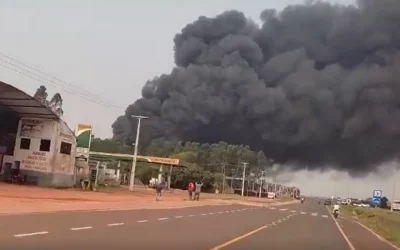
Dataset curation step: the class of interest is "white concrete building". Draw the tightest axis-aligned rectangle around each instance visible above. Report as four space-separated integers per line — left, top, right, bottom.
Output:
0 81 77 187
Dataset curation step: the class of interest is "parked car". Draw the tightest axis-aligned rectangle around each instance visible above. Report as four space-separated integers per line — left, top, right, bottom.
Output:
392 200 400 211
324 199 332 205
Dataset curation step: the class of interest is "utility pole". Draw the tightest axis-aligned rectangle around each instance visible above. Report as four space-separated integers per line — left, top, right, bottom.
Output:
230 168 234 191
241 162 248 196
391 167 397 212
129 115 148 192
221 163 226 194
259 170 265 198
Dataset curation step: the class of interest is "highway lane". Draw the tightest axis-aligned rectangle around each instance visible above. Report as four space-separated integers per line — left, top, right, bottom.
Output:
2 203 298 250
224 202 351 250
3 201 396 250
0 203 249 237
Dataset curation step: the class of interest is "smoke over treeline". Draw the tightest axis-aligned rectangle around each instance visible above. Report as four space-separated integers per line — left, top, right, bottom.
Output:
113 0 400 175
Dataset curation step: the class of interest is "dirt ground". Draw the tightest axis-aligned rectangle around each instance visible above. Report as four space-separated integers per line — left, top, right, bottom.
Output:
0 183 297 215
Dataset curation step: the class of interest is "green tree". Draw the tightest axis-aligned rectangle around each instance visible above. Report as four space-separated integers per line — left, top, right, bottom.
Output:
33 85 49 106
49 93 64 117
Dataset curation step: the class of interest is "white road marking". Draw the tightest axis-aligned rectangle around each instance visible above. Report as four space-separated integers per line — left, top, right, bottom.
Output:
189 215 195 217
230 210 236 212
290 210 296 213
14 231 49 238
300 212 307 215
325 206 355 250
322 215 328 218
270 207 277 210
236 210 241 212
279 208 287 211
201 213 208 216
277 219 282 223
311 213 318 216
218 212 224 214
137 220 148 223
70 226 92 231
209 212 214 215
175 216 184 218
225 210 230 212
158 217 169 221
107 223 124 226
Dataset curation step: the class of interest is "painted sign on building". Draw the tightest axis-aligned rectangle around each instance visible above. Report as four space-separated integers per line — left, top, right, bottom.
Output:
75 124 92 162
21 151 50 172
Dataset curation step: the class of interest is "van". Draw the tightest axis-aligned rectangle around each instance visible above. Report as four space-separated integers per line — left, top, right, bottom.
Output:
392 200 400 211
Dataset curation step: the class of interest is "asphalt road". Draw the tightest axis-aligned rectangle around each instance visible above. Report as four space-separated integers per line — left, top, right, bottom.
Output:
1 201 397 250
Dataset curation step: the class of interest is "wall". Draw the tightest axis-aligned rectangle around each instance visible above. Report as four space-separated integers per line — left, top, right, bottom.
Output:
13 118 77 187
51 120 77 187
14 118 56 173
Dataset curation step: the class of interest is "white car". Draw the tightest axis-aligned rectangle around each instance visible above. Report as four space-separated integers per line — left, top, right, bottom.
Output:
392 200 400 211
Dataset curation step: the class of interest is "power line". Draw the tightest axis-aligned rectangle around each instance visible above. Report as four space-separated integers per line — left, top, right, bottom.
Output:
0 53 124 110
0 52 121 108
0 61 121 109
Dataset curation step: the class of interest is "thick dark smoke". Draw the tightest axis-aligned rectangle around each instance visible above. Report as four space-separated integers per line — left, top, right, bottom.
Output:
113 0 400 175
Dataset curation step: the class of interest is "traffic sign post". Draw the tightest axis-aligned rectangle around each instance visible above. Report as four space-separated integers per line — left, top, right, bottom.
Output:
372 190 382 208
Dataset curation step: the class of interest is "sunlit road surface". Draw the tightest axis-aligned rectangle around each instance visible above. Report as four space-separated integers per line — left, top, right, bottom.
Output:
1 202 397 250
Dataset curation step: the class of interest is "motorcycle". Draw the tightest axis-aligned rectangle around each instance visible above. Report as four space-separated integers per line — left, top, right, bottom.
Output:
301 199 304 204
333 209 339 218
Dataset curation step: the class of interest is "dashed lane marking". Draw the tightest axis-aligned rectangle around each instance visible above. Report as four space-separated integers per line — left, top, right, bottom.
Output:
322 215 328 218
14 231 49 238
175 216 184 218
311 213 318 216
158 217 169 221
137 220 148 223
70 226 92 231
107 223 124 226
300 212 307 215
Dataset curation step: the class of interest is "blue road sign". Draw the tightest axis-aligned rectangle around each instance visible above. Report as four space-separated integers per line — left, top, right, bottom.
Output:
373 197 381 206
373 190 382 198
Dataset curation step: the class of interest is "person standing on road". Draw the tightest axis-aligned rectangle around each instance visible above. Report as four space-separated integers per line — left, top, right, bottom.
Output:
194 181 203 201
155 181 164 201
188 182 195 200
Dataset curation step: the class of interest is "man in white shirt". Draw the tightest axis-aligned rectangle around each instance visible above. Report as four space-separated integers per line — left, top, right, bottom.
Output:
333 204 340 214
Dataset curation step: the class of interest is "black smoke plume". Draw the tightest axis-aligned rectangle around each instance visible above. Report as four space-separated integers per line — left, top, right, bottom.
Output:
113 0 400 175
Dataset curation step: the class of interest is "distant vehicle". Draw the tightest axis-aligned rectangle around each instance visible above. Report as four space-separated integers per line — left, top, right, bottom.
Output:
324 199 332 205
392 200 400 211
267 192 276 199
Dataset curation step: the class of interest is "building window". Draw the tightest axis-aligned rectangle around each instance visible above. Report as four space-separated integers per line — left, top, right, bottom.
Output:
20 138 31 150
40 139 51 152
60 142 72 155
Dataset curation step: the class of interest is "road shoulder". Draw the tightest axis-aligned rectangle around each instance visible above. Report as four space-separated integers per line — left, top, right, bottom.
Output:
337 216 399 250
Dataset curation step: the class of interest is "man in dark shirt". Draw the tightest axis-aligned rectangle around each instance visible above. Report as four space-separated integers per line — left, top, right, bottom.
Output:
155 181 164 201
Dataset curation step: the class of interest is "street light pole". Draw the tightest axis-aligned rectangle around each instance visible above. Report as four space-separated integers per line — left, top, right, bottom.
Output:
259 170 265 198
129 115 148 192
391 167 397 212
241 162 248 196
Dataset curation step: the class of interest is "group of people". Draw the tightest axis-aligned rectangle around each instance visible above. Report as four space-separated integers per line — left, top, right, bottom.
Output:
154 180 204 201
187 181 203 201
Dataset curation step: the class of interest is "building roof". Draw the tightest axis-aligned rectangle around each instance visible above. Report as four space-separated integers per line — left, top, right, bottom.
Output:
0 81 59 119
